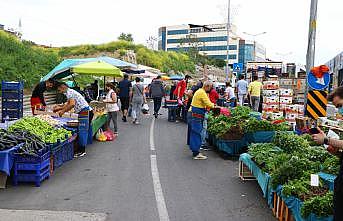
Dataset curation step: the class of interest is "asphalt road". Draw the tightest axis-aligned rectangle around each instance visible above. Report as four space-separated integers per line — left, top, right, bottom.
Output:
0 107 275 221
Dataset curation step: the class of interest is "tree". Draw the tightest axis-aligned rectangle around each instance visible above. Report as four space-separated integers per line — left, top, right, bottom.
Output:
118 33 134 42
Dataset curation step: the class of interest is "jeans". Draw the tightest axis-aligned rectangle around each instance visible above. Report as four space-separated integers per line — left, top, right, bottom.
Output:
251 96 260 112
107 111 118 133
238 94 246 106
132 99 143 120
153 97 162 114
187 112 192 146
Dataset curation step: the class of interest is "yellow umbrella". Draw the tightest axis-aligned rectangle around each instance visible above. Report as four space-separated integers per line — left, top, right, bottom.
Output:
71 60 123 77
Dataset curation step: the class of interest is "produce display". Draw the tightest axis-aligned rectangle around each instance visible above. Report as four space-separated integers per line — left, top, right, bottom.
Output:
8 117 72 144
208 106 288 138
247 131 339 219
35 115 61 126
0 129 47 156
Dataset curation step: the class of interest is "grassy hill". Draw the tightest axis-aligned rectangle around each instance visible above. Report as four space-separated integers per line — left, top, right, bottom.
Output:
0 30 224 89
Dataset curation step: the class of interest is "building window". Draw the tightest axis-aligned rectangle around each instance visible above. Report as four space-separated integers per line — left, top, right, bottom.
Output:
167 29 189 35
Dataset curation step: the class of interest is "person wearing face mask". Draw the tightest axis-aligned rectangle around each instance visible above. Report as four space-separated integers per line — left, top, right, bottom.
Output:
188 81 215 160
312 86 343 221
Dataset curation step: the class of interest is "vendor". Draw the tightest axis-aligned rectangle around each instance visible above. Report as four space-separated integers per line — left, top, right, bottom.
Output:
31 79 55 114
312 86 343 221
188 81 215 160
54 82 93 157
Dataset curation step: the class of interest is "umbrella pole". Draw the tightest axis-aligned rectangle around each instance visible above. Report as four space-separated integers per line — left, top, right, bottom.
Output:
103 76 106 96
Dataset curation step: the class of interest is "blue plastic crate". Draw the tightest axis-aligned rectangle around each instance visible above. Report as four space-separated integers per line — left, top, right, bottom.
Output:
1 91 24 99
1 81 24 91
15 149 50 163
2 101 23 109
50 143 64 170
62 134 77 162
13 163 50 187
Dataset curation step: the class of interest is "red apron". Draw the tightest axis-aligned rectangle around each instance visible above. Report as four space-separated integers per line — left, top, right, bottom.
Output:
30 97 43 114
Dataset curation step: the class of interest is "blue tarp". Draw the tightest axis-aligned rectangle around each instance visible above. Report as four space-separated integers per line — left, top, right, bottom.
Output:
41 56 137 82
218 138 248 156
319 172 336 191
246 131 275 143
0 145 22 175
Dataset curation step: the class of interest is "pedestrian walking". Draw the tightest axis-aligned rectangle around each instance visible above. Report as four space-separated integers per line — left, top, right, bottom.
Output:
150 76 165 118
236 75 248 106
224 82 236 107
131 77 146 124
174 75 192 119
118 74 132 122
189 81 215 160
248 75 263 112
104 82 119 135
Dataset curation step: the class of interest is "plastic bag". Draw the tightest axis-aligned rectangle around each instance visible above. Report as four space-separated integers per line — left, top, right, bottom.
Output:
142 103 149 111
96 129 107 142
104 129 115 141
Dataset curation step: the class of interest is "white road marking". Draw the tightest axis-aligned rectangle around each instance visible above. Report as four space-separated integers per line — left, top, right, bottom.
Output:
150 118 156 151
150 118 170 221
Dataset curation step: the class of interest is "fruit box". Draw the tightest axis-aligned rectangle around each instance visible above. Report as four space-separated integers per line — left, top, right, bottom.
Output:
286 113 298 120
280 97 293 104
263 89 279 97
263 81 279 90
264 96 279 104
285 105 298 113
271 112 283 120
279 88 293 97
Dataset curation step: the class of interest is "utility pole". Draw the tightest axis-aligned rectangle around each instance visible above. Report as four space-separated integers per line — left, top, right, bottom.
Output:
226 0 231 81
304 0 318 109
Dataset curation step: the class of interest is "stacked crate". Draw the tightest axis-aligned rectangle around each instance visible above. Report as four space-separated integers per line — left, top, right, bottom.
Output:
262 81 283 120
279 78 306 104
1 81 24 122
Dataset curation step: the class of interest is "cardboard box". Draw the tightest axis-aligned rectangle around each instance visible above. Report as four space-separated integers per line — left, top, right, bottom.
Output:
286 113 298 120
280 97 293 104
263 89 279 97
264 96 280 104
263 81 279 90
285 105 298 113
271 112 284 120
280 88 294 97
263 104 279 112
280 79 294 86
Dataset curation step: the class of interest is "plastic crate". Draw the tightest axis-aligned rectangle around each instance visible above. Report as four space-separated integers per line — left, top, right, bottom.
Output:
15 149 50 164
62 134 77 162
1 91 24 99
50 143 64 170
1 81 24 91
2 101 23 109
13 158 50 187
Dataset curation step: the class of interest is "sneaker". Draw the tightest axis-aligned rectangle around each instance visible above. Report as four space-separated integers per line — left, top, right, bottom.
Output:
122 116 127 122
75 152 86 158
135 121 140 125
200 146 211 151
193 153 208 160
132 119 136 124
154 113 158 119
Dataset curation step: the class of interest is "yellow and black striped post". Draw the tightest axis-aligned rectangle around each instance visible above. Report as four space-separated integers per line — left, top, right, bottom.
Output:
306 90 328 119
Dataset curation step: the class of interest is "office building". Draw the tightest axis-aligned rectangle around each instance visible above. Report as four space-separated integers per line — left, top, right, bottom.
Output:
326 51 343 87
158 23 266 67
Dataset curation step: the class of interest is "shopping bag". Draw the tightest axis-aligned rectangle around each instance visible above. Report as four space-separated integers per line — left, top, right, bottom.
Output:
96 129 107 142
142 103 149 111
104 129 115 141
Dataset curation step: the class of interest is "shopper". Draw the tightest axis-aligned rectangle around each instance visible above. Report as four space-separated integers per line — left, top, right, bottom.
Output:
236 75 248 106
225 82 236 107
248 76 263 112
54 82 93 157
189 81 215 160
174 75 192 119
170 81 177 100
31 79 55 114
131 77 146 124
312 87 343 221
104 82 119 135
209 87 219 105
150 76 165 118
90 80 99 100
186 81 203 146
118 74 132 122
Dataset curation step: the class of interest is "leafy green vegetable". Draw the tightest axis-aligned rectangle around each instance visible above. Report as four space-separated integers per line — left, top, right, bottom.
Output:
273 132 310 153
301 191 334 218
243 118 289 133
322 156 341 175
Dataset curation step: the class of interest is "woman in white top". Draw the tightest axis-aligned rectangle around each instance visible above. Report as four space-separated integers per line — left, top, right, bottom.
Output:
225 82 237 107
104 82 119 134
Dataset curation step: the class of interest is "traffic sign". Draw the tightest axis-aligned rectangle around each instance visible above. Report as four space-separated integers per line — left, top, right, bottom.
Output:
306 90 328 119
233 63 243 73
307 71 330 90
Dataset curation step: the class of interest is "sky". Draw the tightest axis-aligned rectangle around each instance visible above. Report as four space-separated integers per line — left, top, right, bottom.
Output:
1 0 342 65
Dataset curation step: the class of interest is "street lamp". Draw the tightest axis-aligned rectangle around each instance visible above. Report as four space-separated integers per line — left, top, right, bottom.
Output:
226 0 231 81
243 31 267 61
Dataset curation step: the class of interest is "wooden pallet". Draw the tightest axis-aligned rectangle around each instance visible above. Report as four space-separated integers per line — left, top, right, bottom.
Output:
272 192 295 221
238 160 256 181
